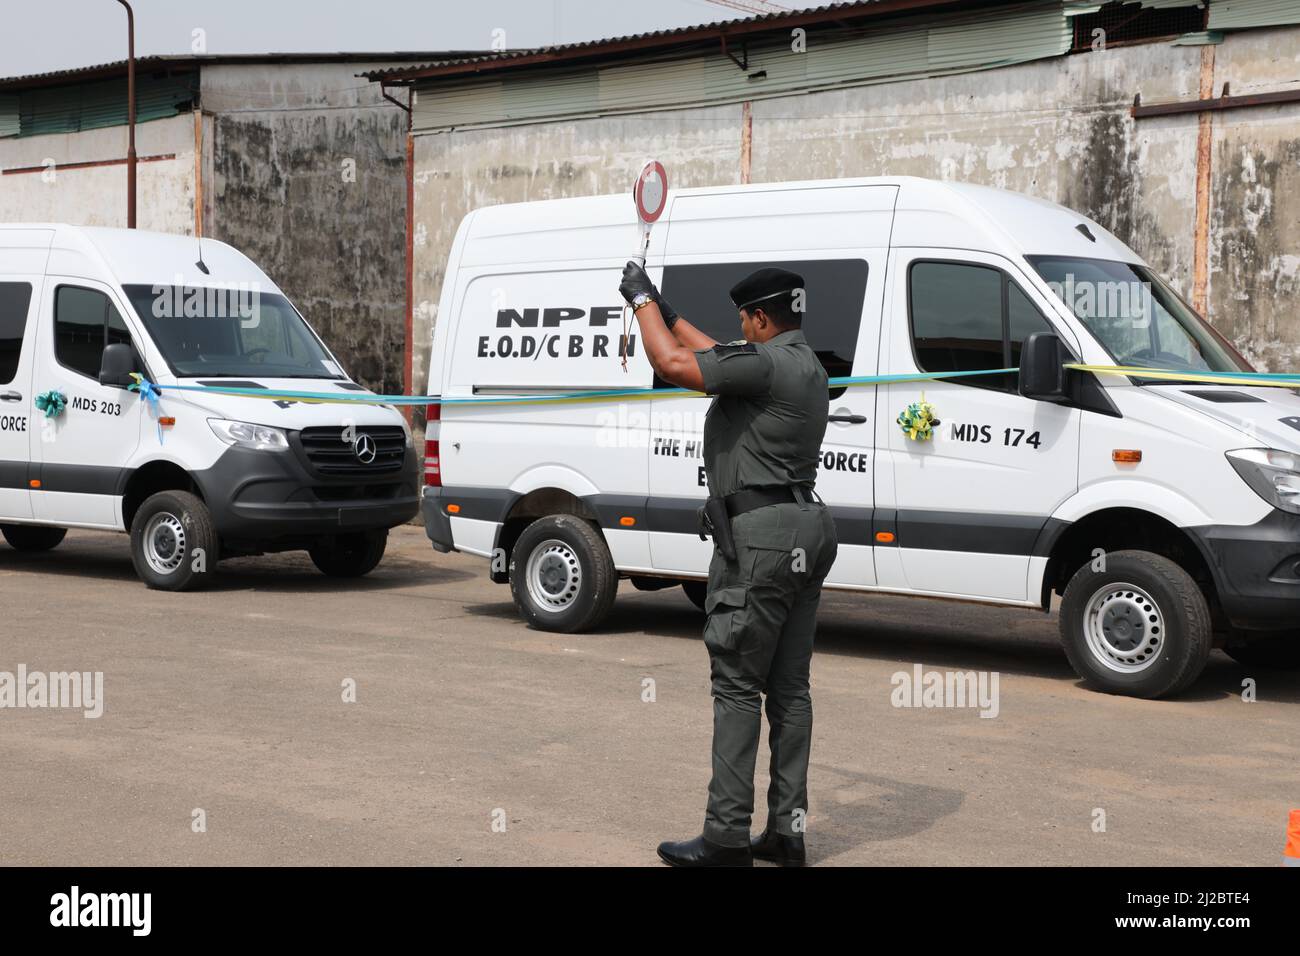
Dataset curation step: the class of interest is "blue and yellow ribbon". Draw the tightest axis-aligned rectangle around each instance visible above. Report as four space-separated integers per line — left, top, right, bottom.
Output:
120 363 1299 413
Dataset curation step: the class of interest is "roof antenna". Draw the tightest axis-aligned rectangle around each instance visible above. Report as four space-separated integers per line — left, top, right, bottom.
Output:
196 235 210 275
1076 223 1097 243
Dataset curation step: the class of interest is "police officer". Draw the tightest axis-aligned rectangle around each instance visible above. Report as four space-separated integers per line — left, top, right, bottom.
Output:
619 262 838 867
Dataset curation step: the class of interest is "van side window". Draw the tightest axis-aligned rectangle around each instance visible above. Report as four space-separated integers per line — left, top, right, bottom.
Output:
658 259 868 395
0 282 33 386
55 286 132 380
909 261 1052 393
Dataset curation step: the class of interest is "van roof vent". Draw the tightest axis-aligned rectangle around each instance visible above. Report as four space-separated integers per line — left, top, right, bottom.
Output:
1182 389 1264 403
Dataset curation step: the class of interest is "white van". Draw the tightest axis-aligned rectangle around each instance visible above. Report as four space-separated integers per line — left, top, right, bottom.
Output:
421 177 1300 698
0 225 418 590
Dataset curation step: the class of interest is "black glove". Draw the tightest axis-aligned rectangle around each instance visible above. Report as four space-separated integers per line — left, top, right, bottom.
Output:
654 291 679 328
618 261 679 328
618 260 657 304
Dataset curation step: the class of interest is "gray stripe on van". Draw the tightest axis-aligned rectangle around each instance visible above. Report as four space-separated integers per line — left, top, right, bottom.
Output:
434 484 1065 558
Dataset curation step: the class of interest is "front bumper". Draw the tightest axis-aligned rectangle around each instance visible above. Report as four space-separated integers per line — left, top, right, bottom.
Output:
194 442 420 547
1188 509 1300 630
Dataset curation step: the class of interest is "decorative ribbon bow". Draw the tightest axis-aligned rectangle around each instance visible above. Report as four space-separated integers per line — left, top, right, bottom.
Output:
128 374 166 444
897 395 941 442
34 390 67 419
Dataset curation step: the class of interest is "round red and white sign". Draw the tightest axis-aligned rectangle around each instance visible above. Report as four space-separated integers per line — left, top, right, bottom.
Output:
632 160 668 224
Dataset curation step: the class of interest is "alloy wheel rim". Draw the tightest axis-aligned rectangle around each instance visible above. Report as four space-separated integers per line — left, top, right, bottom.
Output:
143 512 187 576
1082 581 1165 673
525 539 582 613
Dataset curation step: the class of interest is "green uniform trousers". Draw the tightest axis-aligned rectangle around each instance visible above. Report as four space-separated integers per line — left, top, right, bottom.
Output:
701 498 838 848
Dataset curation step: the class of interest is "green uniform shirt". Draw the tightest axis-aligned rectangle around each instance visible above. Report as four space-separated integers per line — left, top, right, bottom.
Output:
693 328 829 498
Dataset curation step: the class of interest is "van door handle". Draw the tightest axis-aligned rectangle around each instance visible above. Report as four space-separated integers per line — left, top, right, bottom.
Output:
828 413 867 424
0 391 21 403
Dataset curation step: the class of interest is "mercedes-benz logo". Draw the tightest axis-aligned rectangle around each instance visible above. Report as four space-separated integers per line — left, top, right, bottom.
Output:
353 433 377 464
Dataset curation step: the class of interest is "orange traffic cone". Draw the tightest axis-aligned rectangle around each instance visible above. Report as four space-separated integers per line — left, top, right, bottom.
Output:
1285 810 1300 867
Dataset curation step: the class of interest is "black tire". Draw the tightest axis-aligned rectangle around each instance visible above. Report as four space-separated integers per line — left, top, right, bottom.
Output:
1 524 67 552
1224 632 1300 670
682 580 707 611
509 514 617 633
129 490 219 592
1058 549 1212 699
309 529 388 578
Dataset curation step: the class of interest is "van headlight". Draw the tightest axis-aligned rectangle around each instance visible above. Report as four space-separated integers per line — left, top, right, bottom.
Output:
1227 448 1300 514
208 418 290 452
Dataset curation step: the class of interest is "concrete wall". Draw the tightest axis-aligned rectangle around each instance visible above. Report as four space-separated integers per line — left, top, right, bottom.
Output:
1207 27 1300 370
203 63 410 394
410 25 1300 403
0 113 197 234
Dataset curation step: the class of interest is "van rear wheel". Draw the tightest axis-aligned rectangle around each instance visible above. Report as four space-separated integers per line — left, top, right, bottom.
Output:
1059 550 1211 698
509 515 616 633
1 524 67 552
309 530 388 578
130 490 219 591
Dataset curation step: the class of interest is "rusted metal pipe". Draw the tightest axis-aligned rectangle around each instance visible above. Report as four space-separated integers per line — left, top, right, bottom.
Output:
1131 85 1300 119
1192 45 1215 318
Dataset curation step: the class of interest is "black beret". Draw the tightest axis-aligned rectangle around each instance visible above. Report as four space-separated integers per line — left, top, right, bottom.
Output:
729 267 805 311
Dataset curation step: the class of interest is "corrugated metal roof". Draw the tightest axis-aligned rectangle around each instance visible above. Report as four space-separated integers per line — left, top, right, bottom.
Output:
1208 0 1300 29
0 53 482 91
15 73 196 138
362 0 987 82
410 1 1072 132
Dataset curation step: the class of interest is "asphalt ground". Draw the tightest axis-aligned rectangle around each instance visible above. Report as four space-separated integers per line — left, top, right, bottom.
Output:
1 525 1296 866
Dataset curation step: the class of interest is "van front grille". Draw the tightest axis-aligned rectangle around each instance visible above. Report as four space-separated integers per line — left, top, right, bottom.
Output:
297 426 406 477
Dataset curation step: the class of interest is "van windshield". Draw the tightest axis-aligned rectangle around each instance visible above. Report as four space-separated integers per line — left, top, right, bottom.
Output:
1026 257 1250 376
123 284 343 379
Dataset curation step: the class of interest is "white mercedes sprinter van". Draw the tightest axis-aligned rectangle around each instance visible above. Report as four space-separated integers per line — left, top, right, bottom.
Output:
421 177 1300 698
0 225 418 590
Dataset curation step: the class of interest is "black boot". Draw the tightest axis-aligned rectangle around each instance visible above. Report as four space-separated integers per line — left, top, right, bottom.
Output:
656 834 753 867
750 829 806 867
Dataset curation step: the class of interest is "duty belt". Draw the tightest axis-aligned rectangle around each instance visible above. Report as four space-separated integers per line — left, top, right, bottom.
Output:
723 485 819 519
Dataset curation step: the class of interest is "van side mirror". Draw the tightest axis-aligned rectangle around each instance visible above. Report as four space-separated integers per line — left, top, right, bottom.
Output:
99 343 136 387
1018 331 1069 401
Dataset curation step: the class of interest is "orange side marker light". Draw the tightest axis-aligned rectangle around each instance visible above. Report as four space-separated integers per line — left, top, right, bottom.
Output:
1113 449 1142 464
875 531 896 544
29 479 40 489
159 416 176 427
445 503 460 514
620 516 636 527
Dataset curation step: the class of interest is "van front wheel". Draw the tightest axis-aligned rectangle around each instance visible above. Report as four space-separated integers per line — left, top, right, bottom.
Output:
130 491 219 591
1 524 67 552
510 515 616 633
1059 550 1211 699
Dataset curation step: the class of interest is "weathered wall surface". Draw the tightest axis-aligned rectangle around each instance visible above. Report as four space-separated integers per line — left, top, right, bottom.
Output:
1208 27 1300 370
411 25 1300 395
205 64 409 393
0 113 196 233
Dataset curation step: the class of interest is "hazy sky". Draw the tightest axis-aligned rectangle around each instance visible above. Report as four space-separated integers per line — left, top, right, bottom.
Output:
0 0 766 78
